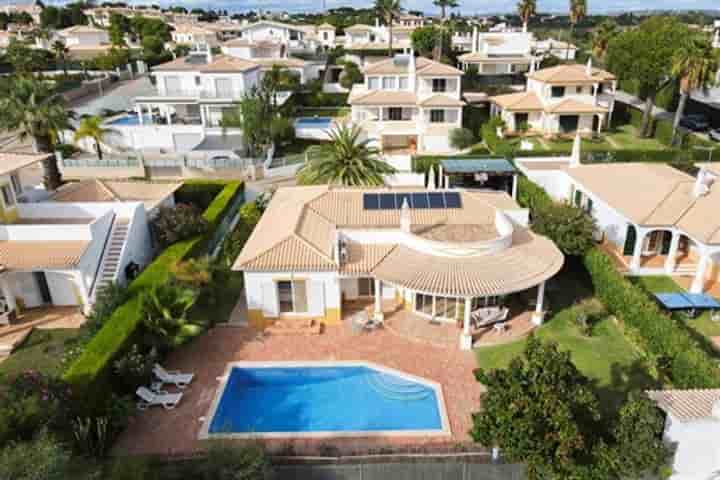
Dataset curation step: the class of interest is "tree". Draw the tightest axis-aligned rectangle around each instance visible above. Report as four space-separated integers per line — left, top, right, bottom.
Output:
298 123 396 186
51 40 69 75
411 25 439 57
516 0 536 32
531 202 596 256
339 61 363 89
261 65 299 107
74 116 111 160
433 0 457 60
449 127 475 150
221 87 275 157
4 39 50 73
606 17 689 137
375 0 401 57
670 36 718 144
0 431 70 480
567 0 587 60
141 283 202 351
0 77 71 190
472 336 602 479
591 19 617 62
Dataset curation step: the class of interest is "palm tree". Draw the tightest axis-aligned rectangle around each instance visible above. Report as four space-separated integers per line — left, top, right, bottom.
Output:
568 0 587 60
433 0 458 61
375 0 402 57
298 123 396 186
516 0 536 33
591 19 618 62
261 65 299 107
74 116 111 160
0 77 71 190
51 40 69 75
670 36 718 144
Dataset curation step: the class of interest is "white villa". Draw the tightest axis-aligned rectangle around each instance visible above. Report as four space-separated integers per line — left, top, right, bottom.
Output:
171 24 221 47
233 185 563 350
648 389 720 480
35 25 112 59
225 20 331 54
0 154 167 318
458 29 535 76
713 20 720 49
490 62 617 136
518 147 720 293
533 38 577 60
342 21 415 66
348 54 465 161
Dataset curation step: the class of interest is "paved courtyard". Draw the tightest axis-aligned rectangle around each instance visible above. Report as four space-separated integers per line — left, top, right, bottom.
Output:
115 320 486 456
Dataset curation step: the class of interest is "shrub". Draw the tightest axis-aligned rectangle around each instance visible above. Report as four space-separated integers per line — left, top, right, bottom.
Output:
269 117 295 146
198 443 271 480
151 204 209 248
531 202 596 257
516 176 554 213
480 115 506 154
140 282 202 351
574 298 607 336
174 181 226 210
112 343 158 392
71 395 133 458
339 61 362 89
449 127 476 150
0 431 70 480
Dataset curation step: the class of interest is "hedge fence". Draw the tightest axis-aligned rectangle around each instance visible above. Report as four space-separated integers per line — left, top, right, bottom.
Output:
63 180 244 398
516 174 720 388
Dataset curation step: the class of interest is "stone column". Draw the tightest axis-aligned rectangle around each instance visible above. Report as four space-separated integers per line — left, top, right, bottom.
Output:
630 227 646 272
664 232 681 274
74 271 92 316
690 253 711 294
531 281 546 325
460 297 473 350
373 278 384 322
511 174 518 200
136 104 144 125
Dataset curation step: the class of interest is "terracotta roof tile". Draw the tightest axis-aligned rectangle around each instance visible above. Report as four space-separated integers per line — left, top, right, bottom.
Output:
545 98 608 114
419 95 465 107
0 153 49 176
349 90 417 106
0 241 89 270
527 63 615 84
647 389 720 421
490 91 544 111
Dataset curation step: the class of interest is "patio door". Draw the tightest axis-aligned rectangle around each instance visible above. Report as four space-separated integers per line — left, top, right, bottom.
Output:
559 115 579 134
33 272 52 306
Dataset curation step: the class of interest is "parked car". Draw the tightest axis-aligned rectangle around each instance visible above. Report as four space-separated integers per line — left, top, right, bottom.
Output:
709 128 720 142
679 114 711 132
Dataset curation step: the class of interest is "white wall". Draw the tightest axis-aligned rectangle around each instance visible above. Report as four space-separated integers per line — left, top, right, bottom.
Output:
76 210 114 293
46 271 81 306
116 203 154 285
244 271 340 318
663 414 720 479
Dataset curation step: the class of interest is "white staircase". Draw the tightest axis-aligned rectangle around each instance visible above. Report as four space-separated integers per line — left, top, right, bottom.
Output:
91 216 130 301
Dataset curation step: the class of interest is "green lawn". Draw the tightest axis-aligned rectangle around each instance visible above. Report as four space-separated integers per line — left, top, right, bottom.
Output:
630 275 720 339
0 328 82 379
518 125 668 153
609 125 668 150
476 264 657 412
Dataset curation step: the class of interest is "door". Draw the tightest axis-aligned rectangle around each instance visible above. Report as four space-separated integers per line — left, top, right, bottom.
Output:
623 225 637 255
559 115 579 133
515 113 529 130
33 272 52 305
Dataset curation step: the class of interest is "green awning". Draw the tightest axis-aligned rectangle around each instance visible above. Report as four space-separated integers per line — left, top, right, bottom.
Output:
440 158 516 174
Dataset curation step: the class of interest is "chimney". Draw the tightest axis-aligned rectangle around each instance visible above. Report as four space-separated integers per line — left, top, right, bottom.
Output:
585 57 592 77
400 199 411 233
408 50 416 92
693 167 714 198
482 41 489 56
472 26 478 53
375 17 380 28
569 133 582 168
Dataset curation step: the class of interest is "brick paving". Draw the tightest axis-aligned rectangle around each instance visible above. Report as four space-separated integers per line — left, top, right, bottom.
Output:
0 307 85 358
115 321 485 456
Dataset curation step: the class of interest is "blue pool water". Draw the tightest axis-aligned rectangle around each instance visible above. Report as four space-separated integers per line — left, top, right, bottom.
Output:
208 365 443 434
107 114 153 126
295 117 333 129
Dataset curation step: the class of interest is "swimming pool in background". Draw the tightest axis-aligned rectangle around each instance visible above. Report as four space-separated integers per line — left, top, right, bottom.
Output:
107 114 153 126
294 117 334 129
202 362 449 438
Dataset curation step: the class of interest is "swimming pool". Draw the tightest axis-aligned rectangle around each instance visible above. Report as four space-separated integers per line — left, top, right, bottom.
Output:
201 361 450 438
107 114 153 126
294 117 334 129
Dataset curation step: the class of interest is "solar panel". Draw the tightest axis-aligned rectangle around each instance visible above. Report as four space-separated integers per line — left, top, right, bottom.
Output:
379 193 397 210
428 192 445 209
363 193 379 210
411 192 429 209
444 192 461 208
396 193 413 209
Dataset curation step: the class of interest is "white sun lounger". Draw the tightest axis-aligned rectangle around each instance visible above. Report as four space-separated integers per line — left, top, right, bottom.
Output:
153 364 194 389
136 386 183 410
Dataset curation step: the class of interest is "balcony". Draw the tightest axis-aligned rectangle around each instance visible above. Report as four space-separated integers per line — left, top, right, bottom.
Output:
157 88 246 100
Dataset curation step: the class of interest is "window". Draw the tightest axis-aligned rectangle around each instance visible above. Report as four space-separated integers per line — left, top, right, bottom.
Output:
382 77 396 89
597 83 604 94
575 86 583 94
388 107 403 121
368 76 380 89
323 31 328 40
471 296 499 310
290 30 299 40
195 76 201 86
551 86 565 98
432 78 447 92
415 293 433 316
358 278 375 296
398 76 408 89
10 174 21 196
430 109 445 123
1 184 15 208
277 280 308 313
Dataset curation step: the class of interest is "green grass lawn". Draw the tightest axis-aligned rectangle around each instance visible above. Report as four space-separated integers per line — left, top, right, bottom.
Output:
609 125 668 150
476 264 657 412
0 328 81 379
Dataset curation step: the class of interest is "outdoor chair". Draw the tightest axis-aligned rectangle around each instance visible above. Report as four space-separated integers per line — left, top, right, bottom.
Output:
153 364 194 389
136 386 183 410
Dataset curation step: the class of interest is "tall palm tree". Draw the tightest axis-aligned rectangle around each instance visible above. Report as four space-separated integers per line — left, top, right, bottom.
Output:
74 116 111 160
0 77 71 190
433 0 458 61
298 123 396 186
591 19 617 63
567 0 587 60
375 0 402 57
516 0 536 33
670 36 718 144
51 40 69 75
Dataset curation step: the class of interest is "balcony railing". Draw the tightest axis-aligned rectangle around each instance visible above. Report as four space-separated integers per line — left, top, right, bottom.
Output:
162 88 245 99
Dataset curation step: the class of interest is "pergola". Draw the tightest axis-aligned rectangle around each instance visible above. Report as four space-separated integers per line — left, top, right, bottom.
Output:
438 158 518 199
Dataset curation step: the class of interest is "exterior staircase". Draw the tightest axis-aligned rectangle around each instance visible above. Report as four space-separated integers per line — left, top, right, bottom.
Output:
91 216 130 301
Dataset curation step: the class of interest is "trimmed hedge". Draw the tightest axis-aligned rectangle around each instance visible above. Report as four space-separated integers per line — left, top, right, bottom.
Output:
583 249 720 388
63 181 243 397
174 181 226 211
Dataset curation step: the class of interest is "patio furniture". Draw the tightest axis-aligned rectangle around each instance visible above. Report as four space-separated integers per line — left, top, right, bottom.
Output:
153 364 194 389
471 307 509 329
654 292 720 319
493 322 508 334
136 386 183 410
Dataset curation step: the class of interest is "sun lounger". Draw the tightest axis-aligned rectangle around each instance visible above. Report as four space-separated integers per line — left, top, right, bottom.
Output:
153 364 194 389
136 386 182 410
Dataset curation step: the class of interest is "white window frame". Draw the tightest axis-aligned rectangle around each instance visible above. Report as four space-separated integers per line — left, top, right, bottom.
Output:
430 109 445 123
276 280 308 314
382 77 396 90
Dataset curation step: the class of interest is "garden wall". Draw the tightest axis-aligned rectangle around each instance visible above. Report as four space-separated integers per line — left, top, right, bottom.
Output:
63 180 244 400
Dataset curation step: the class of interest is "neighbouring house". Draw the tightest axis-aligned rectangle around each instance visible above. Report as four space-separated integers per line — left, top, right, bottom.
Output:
342 20 415 66
233 185 563 350
229 20 326 55
0 154 157 317
87 6 199 27
458 28 536 76
395 14 425 28
220 38 321 83
533 38 577 60
35 25 113 59
4 2 42 24
713 20 719 49
517 145 720 293
490 61 616 136
171 24 221 46
647 389 720 479
348 53 465 169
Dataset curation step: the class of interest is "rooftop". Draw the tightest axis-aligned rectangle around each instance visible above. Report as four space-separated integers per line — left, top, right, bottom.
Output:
0 153 49 176
363 56 463 76
51 179 181 211
153 54 260 73
647 389 720 422
0 240 89 271
526 63 615 84
440 158 516 174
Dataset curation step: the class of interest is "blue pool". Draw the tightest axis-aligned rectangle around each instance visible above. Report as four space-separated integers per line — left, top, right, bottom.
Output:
107 114 153 126
208 364 445 435
295 117 333 129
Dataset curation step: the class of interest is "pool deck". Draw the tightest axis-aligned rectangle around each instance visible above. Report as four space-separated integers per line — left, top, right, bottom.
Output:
115 323 484 457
